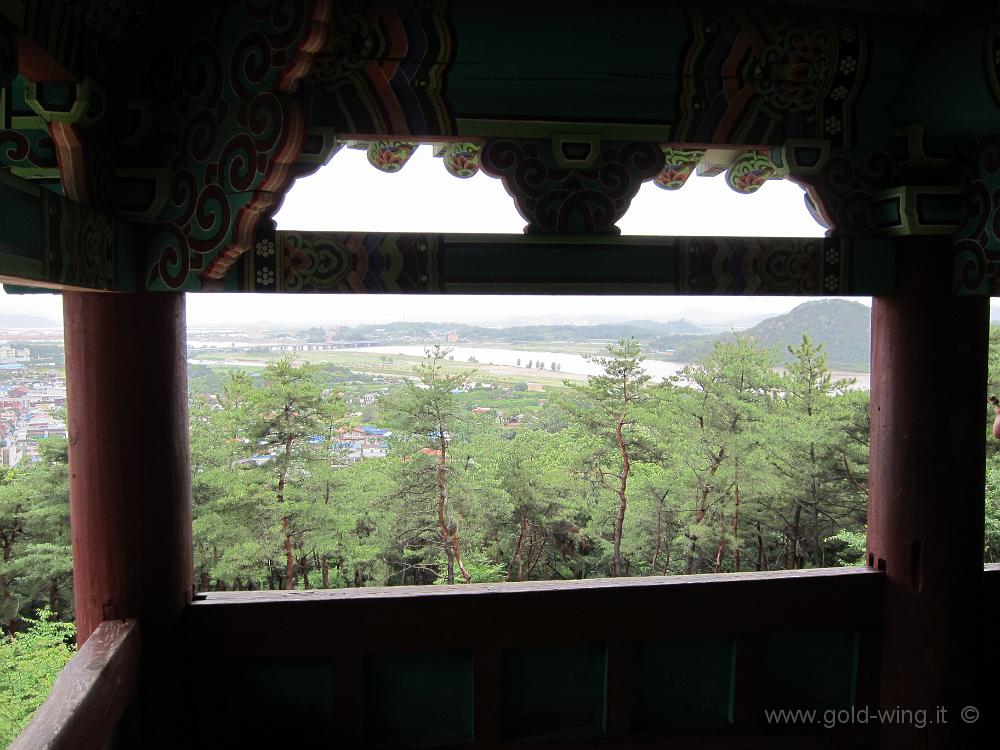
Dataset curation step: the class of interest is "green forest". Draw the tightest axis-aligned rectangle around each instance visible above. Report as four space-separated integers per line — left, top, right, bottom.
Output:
4 327 1000 741
183 336 873 590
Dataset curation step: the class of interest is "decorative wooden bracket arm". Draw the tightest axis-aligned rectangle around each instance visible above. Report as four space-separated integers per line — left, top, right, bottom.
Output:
953 134 1000 295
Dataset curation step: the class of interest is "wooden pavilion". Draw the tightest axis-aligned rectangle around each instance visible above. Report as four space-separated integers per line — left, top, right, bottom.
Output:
2 1 999 747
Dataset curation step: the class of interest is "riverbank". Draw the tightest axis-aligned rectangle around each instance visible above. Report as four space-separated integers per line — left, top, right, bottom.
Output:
189 344 870 390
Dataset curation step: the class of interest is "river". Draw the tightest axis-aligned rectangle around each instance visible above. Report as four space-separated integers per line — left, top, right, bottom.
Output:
331 345 870 389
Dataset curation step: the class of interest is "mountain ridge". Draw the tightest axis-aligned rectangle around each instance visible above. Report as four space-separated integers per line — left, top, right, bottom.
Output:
653 299 872 371
0 312 62 329
332 300 872 371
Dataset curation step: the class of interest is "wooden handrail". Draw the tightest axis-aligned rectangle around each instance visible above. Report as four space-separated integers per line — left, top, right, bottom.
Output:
11 619 140 750
186 567 883 656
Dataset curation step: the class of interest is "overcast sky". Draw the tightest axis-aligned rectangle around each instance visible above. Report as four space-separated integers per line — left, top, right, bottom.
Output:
2 146 874 328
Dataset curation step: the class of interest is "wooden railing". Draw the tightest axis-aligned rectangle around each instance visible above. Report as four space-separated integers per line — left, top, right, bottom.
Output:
181 567 884 749
16 566 1000 748
11 619 139 750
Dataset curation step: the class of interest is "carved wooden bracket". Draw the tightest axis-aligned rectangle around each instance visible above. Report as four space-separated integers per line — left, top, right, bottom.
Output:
953 134 1000 294
479 138 664 235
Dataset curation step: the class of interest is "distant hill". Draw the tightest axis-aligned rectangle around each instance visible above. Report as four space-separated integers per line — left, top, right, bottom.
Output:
654 300 872 371
0 312 61 329
341 318 707 343
327 303 870 371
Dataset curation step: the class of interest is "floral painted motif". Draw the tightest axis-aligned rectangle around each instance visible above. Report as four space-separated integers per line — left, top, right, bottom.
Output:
265 232 439 292
441 142 481 178
677 237 851 294
654 147 705 190
725 151 786 194
675 13 865 148
367 141 417 173
753 28 834 114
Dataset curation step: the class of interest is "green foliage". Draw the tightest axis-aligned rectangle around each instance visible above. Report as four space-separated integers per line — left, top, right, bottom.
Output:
825 529 867 567
190 359 347 591
184 334 880 588
15 319 978 735
379 347 479 585
0 610 75 746
0 439 73 634
434 551 506 584
563 339 652 576
302 327 327 343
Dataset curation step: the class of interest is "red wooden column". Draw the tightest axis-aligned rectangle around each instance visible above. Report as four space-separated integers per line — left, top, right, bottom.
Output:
868 236 987 748
63 291 192 644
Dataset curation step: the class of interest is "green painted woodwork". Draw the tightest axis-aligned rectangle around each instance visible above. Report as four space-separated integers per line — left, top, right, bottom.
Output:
850 239 895 294
890 15 1000 152
501 645 607 740
0 170 134 291
364 651 474 747
633 638 735 730
762 629 858 711
215 659 336 744
0 76 60 183
443 238 679 289
448 2 680 126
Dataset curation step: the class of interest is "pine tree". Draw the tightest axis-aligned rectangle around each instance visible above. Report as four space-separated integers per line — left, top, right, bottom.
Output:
672 338 778 574
0 439 72 633
380 347 475 584
250 360 345 589
772 336 866 568
565 339 651 576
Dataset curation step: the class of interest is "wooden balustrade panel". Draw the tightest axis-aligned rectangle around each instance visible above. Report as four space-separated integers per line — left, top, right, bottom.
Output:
178 568 882 749
11 619 140 750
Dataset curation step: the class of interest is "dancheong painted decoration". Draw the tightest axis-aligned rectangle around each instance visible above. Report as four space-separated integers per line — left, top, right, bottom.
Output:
0 1 996 295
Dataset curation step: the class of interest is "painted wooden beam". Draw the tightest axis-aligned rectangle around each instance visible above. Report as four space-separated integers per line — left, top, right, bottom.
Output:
10 619 140 750
227 230 892 295
0 170 134 290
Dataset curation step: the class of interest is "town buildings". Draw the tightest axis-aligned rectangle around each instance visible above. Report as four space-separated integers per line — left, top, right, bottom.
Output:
335 425 392 464
0 364 67 465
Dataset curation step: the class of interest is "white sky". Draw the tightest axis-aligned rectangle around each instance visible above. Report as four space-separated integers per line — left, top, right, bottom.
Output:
2 146 874 328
